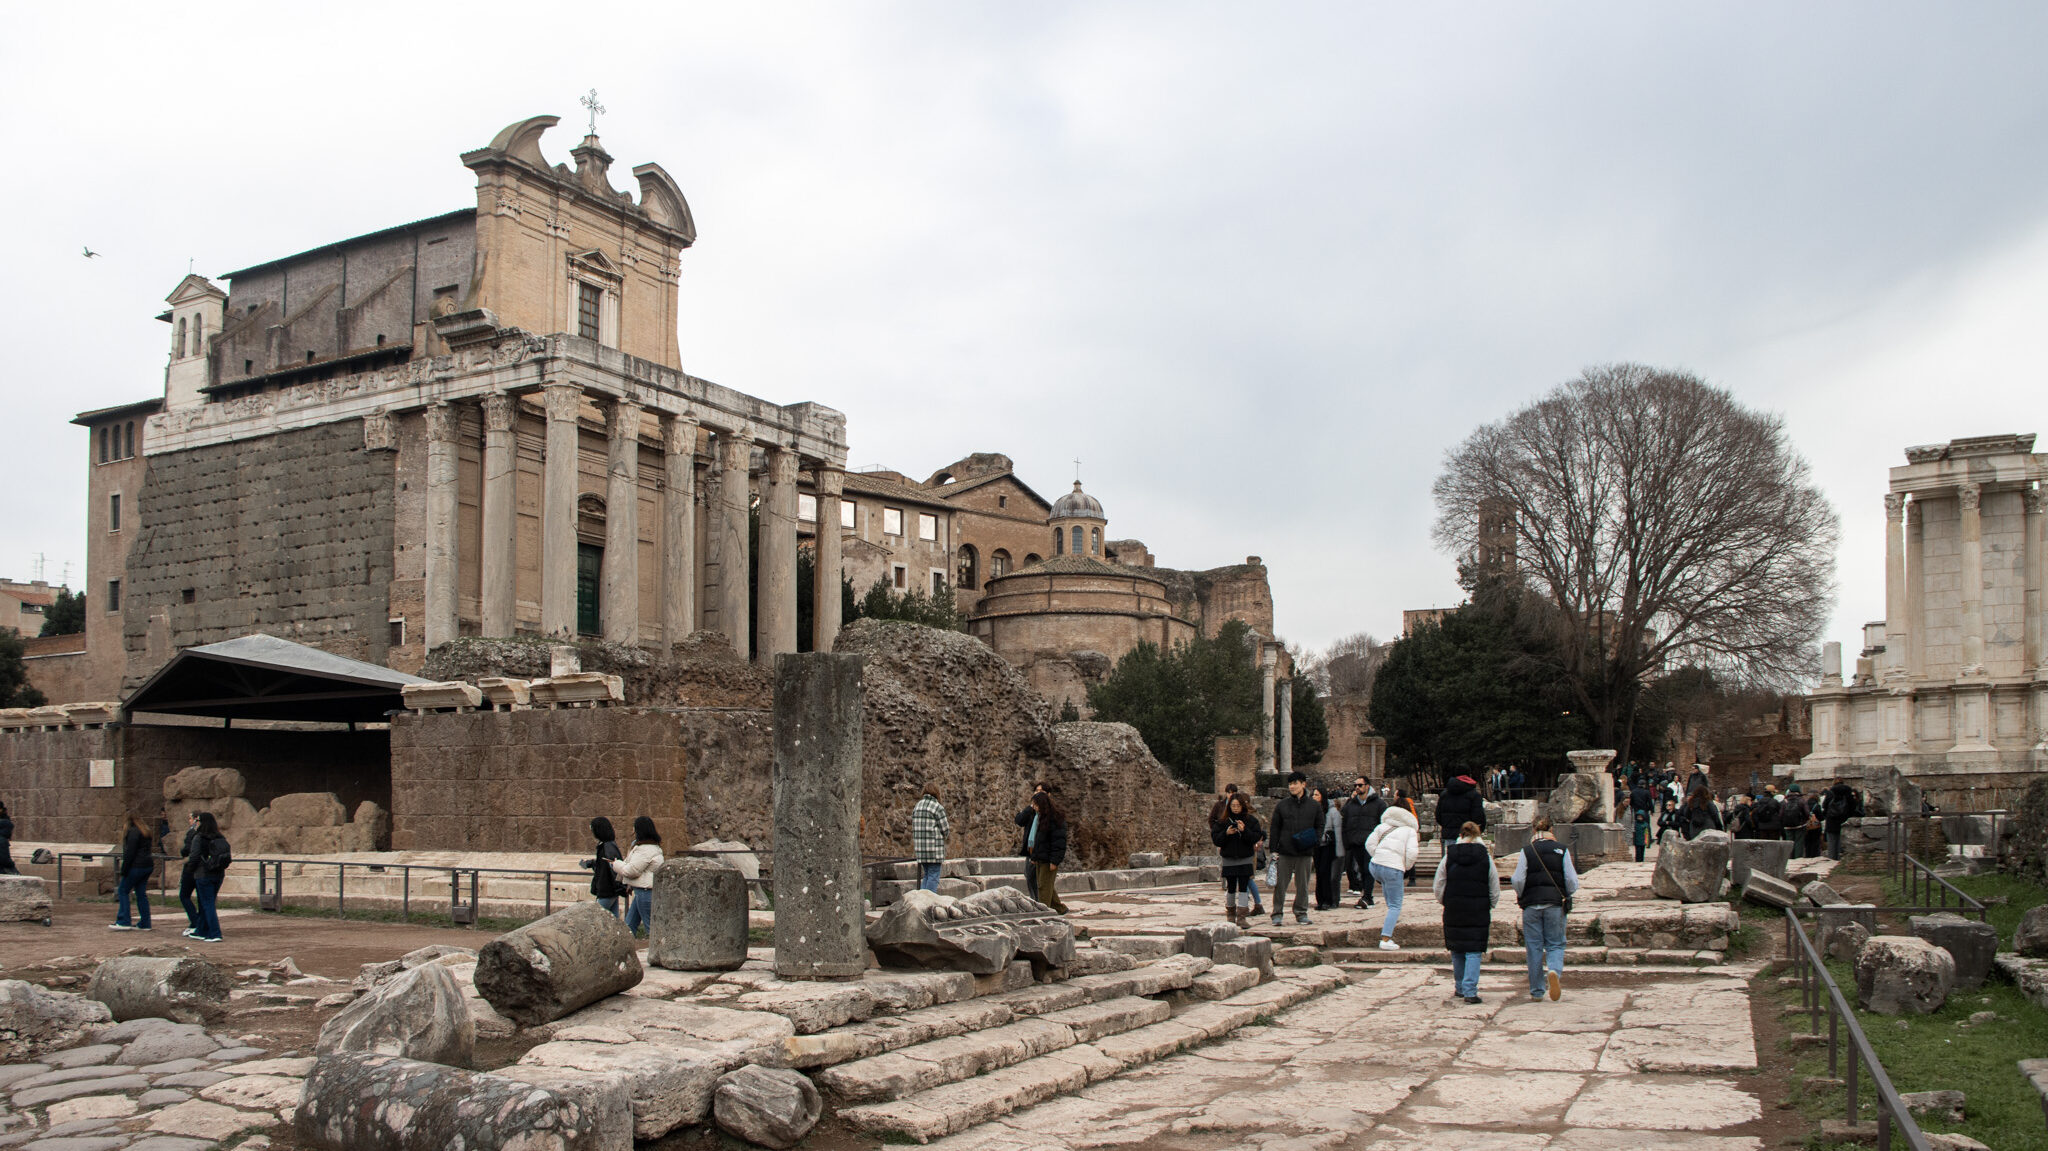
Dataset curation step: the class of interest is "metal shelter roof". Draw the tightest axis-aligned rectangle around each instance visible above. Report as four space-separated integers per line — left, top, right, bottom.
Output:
123 634 431 724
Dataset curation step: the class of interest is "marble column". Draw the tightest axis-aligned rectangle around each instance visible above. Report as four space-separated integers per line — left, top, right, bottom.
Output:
603 399 642 646
1258 645 1278 775
422 401 460 650
541 383 582 639
479 394 518 638
662 414 699 655
1958 483 1986 676
1277 679 1293 771
716 428 753 660
772 652 867 980
756 446 799 661
2026 486 2046 674
813 467 845 652
1882 492 1907 678
1907 495 1926 679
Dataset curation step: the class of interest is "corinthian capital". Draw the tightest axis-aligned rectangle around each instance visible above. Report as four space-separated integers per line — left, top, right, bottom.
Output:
482 393 516 434
1957 482 1981 512
543 382 582 423
1883 492 1904 520
424 401 457 443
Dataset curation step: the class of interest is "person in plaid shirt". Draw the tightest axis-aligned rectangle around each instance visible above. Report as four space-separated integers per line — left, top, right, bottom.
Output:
912 785 951 891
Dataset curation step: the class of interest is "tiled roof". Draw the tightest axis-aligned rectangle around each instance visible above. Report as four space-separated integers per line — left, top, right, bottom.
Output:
842 472 952 509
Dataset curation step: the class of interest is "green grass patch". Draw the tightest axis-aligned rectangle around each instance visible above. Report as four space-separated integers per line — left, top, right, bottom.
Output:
1765 949 2048 1151
748 925 774 945
1878 871 2048 950
1723 921 1760 959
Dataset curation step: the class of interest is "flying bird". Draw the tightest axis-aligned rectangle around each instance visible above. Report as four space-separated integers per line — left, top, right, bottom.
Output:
82 246 100 258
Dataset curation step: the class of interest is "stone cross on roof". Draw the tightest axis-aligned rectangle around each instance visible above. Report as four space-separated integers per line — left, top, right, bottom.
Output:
580 89 606 135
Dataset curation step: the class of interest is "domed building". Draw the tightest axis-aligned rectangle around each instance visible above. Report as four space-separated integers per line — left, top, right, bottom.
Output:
968 481 1198 709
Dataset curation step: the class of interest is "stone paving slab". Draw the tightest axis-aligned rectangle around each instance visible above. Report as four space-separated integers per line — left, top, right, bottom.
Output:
918 961 1769 1151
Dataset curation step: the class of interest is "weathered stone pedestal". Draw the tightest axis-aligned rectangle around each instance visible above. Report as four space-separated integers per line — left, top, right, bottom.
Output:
773 653 868 981
1729 839 1793 887
650 857 749 972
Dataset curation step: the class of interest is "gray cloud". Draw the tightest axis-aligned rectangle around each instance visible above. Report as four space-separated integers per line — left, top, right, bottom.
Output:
4 3 2044 663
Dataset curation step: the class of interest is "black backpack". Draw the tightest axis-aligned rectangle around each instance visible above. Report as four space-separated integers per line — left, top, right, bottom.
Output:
203 836 233 874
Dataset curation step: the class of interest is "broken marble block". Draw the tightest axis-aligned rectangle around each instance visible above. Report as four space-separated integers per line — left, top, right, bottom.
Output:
864 887 1076 975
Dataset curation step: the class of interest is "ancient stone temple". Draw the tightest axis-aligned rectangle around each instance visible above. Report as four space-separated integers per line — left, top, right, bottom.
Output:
70 114 848 696
1798 433 2047 806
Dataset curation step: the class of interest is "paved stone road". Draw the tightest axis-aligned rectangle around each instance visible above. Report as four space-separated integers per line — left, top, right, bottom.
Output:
919 964 1765 1151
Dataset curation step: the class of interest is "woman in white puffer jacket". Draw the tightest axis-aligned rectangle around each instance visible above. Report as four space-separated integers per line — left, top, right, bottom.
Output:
1363 806 1420 950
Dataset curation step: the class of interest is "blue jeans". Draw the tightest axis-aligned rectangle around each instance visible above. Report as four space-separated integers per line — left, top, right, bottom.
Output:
625 889 652 936
1369 862 1406 937
115 868 153 927
1451 950 1482 998
195 874 223 940
1245 872 1262 909
179 869 199 930
1522 904 1566 996
919 863 942 891
597 895 620 918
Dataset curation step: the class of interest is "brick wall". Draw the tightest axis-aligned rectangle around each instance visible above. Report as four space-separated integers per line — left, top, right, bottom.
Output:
123 423 397 686
0 723 388 844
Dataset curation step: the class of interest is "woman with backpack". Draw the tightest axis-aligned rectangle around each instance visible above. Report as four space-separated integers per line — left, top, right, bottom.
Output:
581 817 625 918
1023 791 1070 914
1434 820 1498 1004
189 812 230 943
1210 793 1263 927
1680 789 1724 840
111 813 155 931
1363 802 1420 951
609 816 665 938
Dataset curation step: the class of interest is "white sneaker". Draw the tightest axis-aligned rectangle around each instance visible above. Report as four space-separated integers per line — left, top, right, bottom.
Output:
108 923 134 931
1378 938 1400 951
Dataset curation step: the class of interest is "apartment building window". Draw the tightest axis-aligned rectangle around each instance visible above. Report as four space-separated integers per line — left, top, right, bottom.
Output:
882 508 903 537
892 565 907 590
109 493 121 533
106 580 121 612
840 501 856 529
918 513 938 542
578 282 603 340
98 427 109 464
798 494 817 522
124 422 135 459
931 571 946 597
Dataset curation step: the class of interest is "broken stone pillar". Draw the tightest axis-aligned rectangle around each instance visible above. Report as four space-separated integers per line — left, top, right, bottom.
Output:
316 962 475 1066
86 956 231 1024
865 888 1076 975
480 393 518 637
1728 839 1793 887
773 652 867 980
813 467 844 652
603 398 642 646
662 414 699 656
1909 913 1998 990
757 446 799 660
295 1053 613 1151
1651 830 1731 903
716 428 753 659
423 401 461 649
649 857 749 972
475 900 644 1027
542 383 583 639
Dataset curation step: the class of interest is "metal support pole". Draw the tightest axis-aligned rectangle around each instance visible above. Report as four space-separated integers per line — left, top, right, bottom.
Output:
337 863 346 918
402 866 411 922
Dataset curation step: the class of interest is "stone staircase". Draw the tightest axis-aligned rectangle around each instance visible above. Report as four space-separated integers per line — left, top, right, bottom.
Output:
807 957 1347 1141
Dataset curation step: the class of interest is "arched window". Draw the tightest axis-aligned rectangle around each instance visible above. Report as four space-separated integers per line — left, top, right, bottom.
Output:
1071 526 1084 556
125 422 136 459
176 318 187 357
956 544 978 591
1090 527 1101 555
1024 553 1041 566
1054 527 1063 555
991 549 1011 579
98 427 109 464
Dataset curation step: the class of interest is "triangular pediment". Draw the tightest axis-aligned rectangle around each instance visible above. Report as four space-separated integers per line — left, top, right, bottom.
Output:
568 249 622 278
165 274 226 306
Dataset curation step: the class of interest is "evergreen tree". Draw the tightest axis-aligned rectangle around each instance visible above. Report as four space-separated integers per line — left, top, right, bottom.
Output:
1290 675 1329 764
1087 619 1265 791
0 630 47 707
850 576 962 630
39 588 84 637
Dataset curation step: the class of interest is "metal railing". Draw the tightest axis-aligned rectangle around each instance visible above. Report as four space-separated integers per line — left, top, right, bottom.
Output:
35 848 917 929
1881 810 2004 920
1781 907 1933 1151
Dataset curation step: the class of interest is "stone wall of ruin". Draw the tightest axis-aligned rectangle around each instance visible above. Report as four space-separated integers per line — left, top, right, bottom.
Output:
121 423 397 687
0 723 389 845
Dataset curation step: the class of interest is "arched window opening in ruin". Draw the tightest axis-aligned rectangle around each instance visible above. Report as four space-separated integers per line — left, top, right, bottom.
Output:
991 549 1011 578
957 544 978 590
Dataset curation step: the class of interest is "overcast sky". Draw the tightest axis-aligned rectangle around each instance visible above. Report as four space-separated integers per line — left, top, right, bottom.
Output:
5 4 2045 666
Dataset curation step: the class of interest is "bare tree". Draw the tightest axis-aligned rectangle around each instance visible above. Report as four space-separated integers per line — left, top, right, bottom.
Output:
1432 364 1838 750
1310 631 1389 699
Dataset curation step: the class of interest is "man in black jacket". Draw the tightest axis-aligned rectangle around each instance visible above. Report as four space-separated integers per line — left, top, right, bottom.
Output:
1435 776 1486 845
1342 777 1383 908
1268 772 1320 926
1822 781 1861 860
1628 781 1656 861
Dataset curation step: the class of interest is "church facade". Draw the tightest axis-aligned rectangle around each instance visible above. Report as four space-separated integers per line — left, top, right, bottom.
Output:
70 114 850 698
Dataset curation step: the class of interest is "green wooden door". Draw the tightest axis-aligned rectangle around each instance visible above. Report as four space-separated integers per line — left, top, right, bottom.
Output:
577 544 602 636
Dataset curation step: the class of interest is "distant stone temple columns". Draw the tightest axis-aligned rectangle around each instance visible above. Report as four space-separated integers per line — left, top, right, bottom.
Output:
414 386 843 663
1258 644 1278 775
